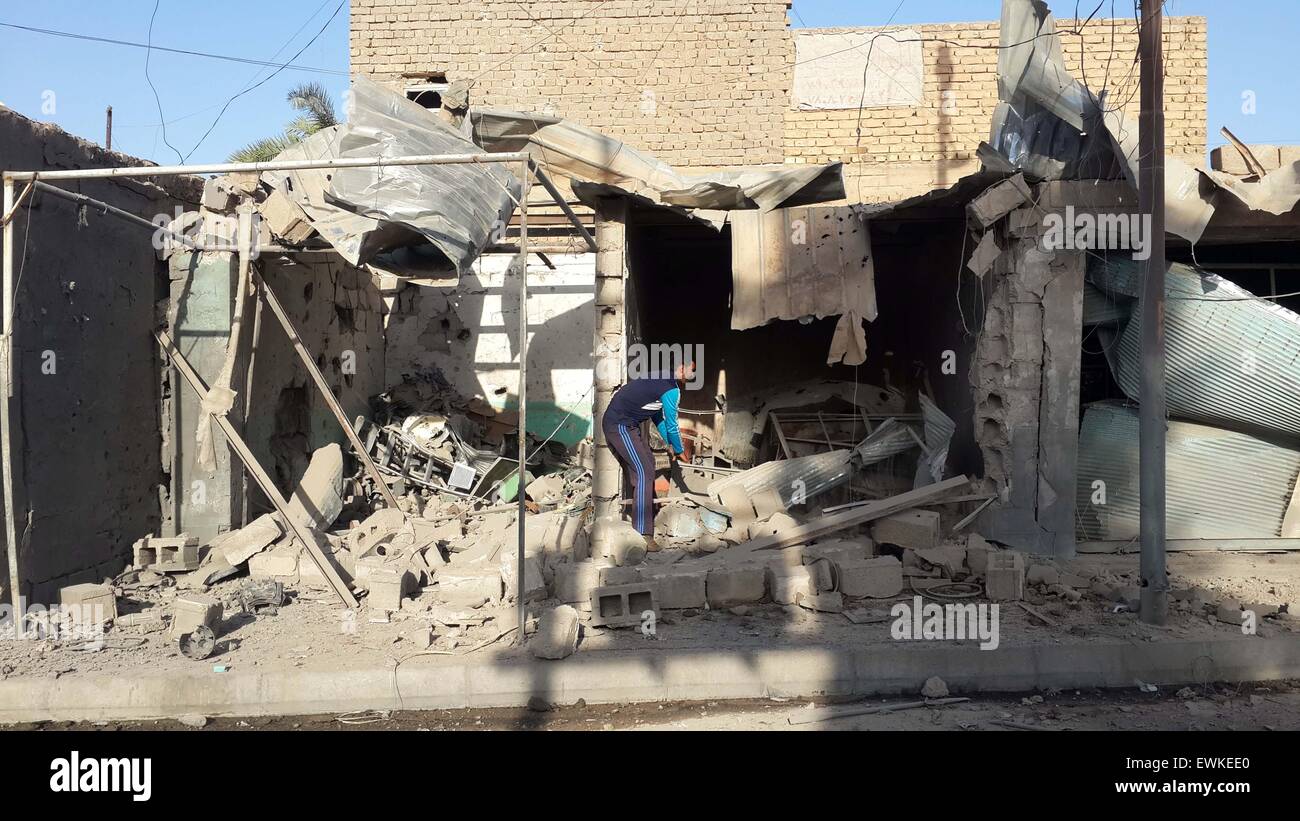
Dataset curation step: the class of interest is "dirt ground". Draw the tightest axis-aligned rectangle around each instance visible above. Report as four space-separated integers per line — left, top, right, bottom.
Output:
0 549 1295 684
12 680 1300 731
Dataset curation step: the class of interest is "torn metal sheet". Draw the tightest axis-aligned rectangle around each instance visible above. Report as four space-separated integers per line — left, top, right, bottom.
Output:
468 107 845 212
853 418 917 466
1090 256 1300 439
729 205 878 365
262 76 520 270
707 449 853 510
913 394 955 488
1076 402 1300 541
1081 281 1130 326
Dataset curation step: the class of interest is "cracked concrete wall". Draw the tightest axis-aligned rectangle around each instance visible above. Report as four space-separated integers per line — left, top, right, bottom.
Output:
383 252 595 448
0 108 202 603
164 251 386 540
972 183 1092 557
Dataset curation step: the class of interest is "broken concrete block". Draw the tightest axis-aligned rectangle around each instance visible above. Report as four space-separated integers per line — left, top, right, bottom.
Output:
706 565 766 608
1216 602 1243 625
219 514 283 566
766 565 814 605
532 605 580 659
500 553 546 604
59 583 116 625
598 565 643 586
1026 563 1060 587
248 544 299 579
914 544 966 577
751 487 786 519
593 516 647 566
437 567 502 605
965 534 994 577
258 187 315 244
985 551 1025 602
804 537 874 565
201 176 236 212
298 545 355 589
871 509 941 549
967 173 1031 227
717 483 757 525
133 534 201 572
803 557 836 592
285 444 344 530
747 512 799 541
367 566 415 612
837 555 904 599
921 675 950 698
525 473 567 506
589 583 658 628
553 561 602 604
171 592 222 640
642 568 707 609
797 590 843 613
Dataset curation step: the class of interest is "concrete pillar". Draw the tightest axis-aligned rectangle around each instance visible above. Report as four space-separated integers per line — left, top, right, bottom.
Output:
591 197 627 551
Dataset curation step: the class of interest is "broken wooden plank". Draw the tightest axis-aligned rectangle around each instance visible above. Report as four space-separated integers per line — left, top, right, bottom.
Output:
156 329 359 609
750 475 970 552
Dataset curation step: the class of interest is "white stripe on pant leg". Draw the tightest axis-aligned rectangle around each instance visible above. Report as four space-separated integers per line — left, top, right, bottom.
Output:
619 425 645 534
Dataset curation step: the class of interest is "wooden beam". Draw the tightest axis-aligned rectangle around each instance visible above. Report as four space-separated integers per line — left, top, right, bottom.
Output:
251 268 401 510
749 476 970 552
157 329 359 608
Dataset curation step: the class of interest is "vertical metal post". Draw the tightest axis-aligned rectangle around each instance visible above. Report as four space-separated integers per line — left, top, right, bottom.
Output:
1 179 22 619
1138 0 1168 625
516 160 530 644
105 107 113 151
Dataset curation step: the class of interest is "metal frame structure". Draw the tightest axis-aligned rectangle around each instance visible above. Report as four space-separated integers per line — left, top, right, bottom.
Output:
2 150 564 642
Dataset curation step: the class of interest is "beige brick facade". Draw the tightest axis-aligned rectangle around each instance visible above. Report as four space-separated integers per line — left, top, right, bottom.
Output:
350 2 1206 202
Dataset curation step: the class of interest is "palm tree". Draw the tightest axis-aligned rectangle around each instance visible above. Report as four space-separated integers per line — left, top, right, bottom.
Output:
229 82 339 163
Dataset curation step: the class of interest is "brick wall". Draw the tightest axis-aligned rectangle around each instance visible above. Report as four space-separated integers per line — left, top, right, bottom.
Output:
350 0 793 167
350 4 1206 202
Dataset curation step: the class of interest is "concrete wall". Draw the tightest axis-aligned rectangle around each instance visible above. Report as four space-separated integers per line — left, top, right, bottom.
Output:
165 249 386 539
0 107 202 603
351 4 1207 202
383 253 595 447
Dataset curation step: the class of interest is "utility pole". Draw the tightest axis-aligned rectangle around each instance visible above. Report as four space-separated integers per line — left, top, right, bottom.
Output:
105 106 112 151
1138 0 1167 625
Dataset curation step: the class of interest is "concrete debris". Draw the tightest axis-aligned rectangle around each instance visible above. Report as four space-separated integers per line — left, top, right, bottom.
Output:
284 443 345 531
215 514 283 567
871 509 941 550
837 556 904 599
589 583 658 628
921 676 951 698
532 605 581 659
796 590 843 613
248 545 299 579
985 551 1025 602
171 593 223 641
59 584 117 625
706 566 767 608
132 534 200 573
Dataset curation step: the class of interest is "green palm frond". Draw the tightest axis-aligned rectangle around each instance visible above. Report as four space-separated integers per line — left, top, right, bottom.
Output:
287 82 338 133
228 134 296 164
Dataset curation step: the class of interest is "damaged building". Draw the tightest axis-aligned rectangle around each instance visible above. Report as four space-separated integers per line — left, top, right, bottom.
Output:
0 0 1297 677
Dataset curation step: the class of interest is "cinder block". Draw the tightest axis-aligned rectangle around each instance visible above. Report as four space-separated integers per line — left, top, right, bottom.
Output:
133 534 201 572
589 583 658 628
871 509 941 549
643 568 707 609
248 545 299 578
837 556 903 598
985 551 1025 601
59 583 116 625
554 561 603 604
706 565 767 608
367 567 415 612
802 537 873 566
171 593 222 639
598 565 643 586
766 565 815 605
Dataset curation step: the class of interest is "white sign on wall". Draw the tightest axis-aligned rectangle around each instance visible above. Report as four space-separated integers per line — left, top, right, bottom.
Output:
793 29 924 110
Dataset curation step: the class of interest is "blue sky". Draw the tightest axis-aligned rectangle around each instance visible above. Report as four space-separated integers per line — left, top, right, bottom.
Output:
0 1 1291 165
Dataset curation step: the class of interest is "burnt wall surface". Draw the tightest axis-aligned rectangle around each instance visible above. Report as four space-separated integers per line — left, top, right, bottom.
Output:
0 107 201 603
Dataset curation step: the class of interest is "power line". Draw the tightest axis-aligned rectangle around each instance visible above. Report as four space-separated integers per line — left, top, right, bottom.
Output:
181 0 347 162
0 21 347 76
145 0 184 164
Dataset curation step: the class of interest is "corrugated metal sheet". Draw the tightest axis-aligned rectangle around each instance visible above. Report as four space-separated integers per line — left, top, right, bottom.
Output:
854 418 917 465
1082 281 1130 325
1075 402 1300 540
262 76 520 270
914 394 956 487
1090 256 1300 439
728 206 878 367
468 108 845 212
708 449 852 509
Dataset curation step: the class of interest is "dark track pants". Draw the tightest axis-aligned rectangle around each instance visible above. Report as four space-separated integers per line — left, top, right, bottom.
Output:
603 419 655 536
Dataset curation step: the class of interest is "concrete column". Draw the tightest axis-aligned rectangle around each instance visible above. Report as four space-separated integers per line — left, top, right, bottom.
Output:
591 197 627 547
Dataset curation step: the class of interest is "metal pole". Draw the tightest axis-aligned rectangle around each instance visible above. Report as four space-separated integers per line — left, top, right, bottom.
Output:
105 106 112 151
1138 0 1168 626
3 151 533 182
516 159 530 644
1 179 20 620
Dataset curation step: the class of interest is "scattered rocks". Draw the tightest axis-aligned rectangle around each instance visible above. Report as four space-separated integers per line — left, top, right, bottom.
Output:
531 605 580 660
921 676 950 699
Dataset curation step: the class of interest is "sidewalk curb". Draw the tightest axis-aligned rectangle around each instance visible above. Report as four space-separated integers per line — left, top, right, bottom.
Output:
1 636 1295 723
